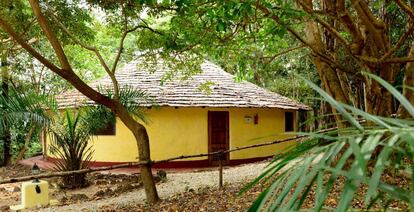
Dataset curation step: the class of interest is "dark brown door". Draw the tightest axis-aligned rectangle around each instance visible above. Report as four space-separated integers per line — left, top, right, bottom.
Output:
208 111 229 166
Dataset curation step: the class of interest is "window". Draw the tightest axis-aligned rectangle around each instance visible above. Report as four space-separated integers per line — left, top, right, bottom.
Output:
94 121 116 135
285 112 294 132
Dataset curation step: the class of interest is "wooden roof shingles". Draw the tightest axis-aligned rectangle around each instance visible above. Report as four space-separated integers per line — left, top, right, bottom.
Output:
56 61 311 110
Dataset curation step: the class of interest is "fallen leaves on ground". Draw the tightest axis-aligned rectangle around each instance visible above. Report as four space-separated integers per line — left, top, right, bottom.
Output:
100 182 263 212
99 168 411 212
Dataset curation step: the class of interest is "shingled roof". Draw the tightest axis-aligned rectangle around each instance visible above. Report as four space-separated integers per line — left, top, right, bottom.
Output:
56 61 310 110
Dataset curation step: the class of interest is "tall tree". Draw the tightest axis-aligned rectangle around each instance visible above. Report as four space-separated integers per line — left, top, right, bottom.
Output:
0 0 160 203
149 0 414 124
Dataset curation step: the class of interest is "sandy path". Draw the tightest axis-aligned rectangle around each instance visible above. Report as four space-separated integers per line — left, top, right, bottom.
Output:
37 162 268 211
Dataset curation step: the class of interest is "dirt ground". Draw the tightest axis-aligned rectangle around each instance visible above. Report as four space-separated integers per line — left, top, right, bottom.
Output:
100 182 263 212
35 162 267 211
0 161 411 211
0 165 148 211
0 162 255 212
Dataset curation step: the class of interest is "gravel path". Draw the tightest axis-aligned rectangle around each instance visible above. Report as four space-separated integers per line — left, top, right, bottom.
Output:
38 161 268 212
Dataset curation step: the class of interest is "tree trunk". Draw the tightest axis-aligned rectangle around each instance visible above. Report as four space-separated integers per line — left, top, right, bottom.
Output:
349 0 396 117
116 106 159 203
1 51 11 166
364 76 394 116
398 40 414 118
15 125 36 163
304 1 350 128
0 4 160 201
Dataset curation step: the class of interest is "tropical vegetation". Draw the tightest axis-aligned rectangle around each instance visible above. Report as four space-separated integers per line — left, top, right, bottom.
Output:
49 110 94 188
0 86 53 165
243 75 414 211
0 0 414 210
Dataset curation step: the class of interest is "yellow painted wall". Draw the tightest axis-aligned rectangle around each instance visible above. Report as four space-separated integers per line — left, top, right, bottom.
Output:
226 108 296 160
46 107 297 163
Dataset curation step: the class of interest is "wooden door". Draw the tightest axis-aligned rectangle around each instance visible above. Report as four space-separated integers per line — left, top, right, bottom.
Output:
208 111 229 166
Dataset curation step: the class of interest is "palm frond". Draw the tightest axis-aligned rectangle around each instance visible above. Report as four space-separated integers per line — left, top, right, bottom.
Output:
247 75 414 211
82 86 151 134
0 86 54 133
49 110 94 188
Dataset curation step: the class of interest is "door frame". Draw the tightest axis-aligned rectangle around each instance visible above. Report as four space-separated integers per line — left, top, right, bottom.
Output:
208 111 230 165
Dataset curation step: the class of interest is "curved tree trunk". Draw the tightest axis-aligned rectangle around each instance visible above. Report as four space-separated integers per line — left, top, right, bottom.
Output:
364 73 395 116
298 0 400 120
0 4 160 202
349 0 396 117
116 104 159 203
304 1 350 128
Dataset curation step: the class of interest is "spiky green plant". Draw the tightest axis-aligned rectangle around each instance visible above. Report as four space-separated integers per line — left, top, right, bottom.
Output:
245 73 414 211
0 88 53 132
49 86 150 188
49 110 94 189
0 87 55 165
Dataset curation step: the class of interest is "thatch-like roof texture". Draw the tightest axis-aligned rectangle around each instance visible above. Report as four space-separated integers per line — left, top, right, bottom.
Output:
56 61 310 110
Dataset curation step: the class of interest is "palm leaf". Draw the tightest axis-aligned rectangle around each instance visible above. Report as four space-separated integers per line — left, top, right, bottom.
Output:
248 74 414 211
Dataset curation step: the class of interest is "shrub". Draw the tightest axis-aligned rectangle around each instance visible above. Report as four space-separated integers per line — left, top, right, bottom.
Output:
49 111 94 189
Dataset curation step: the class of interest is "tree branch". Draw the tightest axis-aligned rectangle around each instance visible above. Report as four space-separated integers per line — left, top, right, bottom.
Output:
298 1 350 48
110 23 162 74
350 0 385 29
28 0 71 71
262 45 306 63
385 56 414 63
0 16 117 112
111 32 128 74
0 18 61 74
380 0 414 60
396 0 414 19
335 0 364 53
136 23 164 36
48 13 112 75
380 22 414 61
1 18 37 44
357 55 414 64
350 0 387 50
256 3 340 69
11 37 38 51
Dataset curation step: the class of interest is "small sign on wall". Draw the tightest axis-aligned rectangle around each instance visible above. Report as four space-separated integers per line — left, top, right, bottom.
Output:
244 116 253 123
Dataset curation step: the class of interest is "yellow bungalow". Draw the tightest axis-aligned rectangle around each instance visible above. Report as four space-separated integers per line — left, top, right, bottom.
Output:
45 61 310 167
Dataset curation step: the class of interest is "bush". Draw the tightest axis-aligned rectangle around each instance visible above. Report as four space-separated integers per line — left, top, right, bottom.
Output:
49 111 94 189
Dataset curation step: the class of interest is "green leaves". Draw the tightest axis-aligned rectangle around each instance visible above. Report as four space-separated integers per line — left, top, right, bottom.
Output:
247 75 414 211
81 86 151 136
367 73 414 118
301 76 363 131
0 86 54 134
49 110 94 188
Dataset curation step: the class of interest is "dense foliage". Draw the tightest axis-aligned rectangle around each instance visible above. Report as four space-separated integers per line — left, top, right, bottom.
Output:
1 0 414 207
0 86 54 165
245 75 414 211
